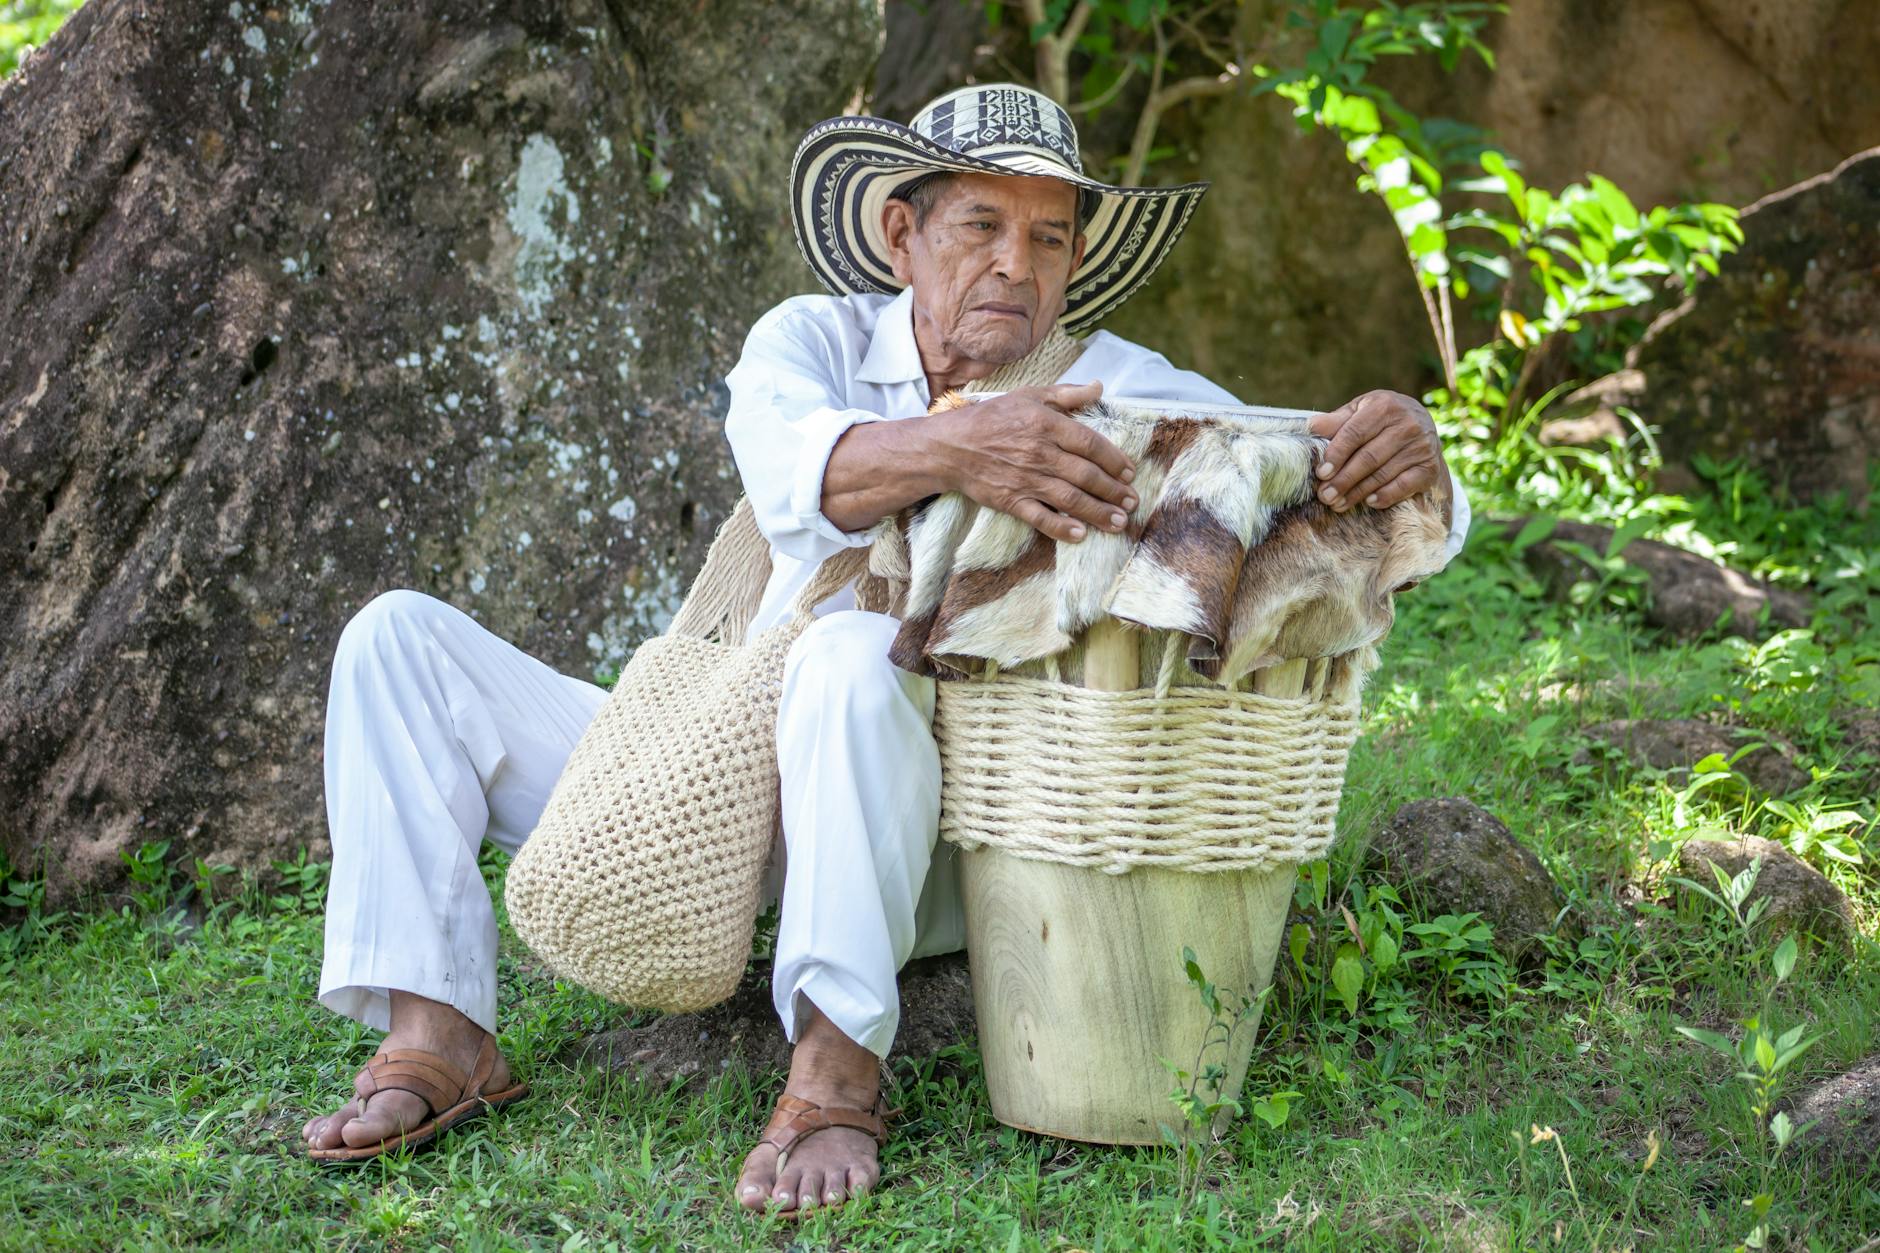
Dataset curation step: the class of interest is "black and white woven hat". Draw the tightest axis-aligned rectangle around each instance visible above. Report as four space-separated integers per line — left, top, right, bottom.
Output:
790 83 1209 335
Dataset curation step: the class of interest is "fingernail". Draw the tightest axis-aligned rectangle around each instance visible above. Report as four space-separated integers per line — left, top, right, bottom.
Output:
1122 494 1138 510
1319 486 1337 503
1110 512 1126 529
1121 467 1135 483
1317 463 1334 478
1366 494 1379 506
1068 525 1085 539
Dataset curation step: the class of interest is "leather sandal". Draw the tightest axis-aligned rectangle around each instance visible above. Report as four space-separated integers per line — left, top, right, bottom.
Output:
751 1093 890 1218
307 1034 529 1164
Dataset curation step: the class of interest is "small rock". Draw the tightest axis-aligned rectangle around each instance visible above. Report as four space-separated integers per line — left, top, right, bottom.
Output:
1363 798 1570 963
1506 517 1809 641
1836 710 1880 789
1675 836 1854 945
1537 372 1641 448
1782 1053 1880 1172
1577 719 1809 795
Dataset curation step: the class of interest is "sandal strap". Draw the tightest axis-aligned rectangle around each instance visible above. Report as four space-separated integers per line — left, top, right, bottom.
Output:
759 1093 888 1157
358 1048 471 1118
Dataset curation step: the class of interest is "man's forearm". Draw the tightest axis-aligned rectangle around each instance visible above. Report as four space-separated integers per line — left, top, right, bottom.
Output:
819 416 950 534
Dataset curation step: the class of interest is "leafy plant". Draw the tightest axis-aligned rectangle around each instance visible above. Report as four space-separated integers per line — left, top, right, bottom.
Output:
1401 910 1508 1002
1160 945 1288 1217
269 848 330 913
1675 929 1822 1253
120 839 175 917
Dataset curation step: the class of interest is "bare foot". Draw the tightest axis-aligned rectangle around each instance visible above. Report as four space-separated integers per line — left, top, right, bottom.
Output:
301 992 513 1152
736 1003 884 1214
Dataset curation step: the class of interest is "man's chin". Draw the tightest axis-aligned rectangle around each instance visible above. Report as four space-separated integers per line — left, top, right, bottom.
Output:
956 320 1037 367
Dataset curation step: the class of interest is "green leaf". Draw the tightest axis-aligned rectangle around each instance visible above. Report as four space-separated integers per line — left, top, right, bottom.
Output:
1509 514 1557 554
1771 934 1797 982
1675 1024 1739 1058
1330 944 1365 1015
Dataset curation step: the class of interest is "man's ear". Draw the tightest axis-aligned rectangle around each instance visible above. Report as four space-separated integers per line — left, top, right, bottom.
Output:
882 200 917 286
1071 231 1087 276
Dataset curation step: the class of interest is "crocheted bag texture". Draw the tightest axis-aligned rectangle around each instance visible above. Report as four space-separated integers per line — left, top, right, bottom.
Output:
503 502 869 1012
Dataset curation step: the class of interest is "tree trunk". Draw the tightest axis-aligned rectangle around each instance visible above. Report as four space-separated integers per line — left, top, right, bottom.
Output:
0 0 881 898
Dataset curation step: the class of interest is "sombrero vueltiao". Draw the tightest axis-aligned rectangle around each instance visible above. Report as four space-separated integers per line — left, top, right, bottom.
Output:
790 83 1209 335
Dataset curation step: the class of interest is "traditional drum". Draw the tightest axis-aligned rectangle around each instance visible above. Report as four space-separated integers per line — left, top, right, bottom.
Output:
885 395 1452 1144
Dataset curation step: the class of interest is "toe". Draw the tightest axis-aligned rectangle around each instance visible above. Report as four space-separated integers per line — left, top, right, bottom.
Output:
770 1165 806 1213
307 1100 363 1150
795 1169 825 1213
338 1092 423 1150
735 1145 778 1212
847 1160 880 1198
820 1176 849 1209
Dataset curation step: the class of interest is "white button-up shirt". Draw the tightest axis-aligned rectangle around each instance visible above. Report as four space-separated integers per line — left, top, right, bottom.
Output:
724 287 1470 634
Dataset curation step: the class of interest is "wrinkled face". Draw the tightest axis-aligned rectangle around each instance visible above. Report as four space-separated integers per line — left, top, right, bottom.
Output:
882 171 1086 367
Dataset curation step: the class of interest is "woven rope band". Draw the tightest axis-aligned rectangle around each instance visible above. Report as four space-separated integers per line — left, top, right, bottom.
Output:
934 671 1361 874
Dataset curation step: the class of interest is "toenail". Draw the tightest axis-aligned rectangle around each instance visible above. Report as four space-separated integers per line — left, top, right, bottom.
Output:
825 1191 842 1203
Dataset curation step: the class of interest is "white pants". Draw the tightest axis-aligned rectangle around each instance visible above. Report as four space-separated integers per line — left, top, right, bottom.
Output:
317 589 963 1058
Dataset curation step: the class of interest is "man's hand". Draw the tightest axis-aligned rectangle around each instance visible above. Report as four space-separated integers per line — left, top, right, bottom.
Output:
918 381 1137 543
1307 389 1444 512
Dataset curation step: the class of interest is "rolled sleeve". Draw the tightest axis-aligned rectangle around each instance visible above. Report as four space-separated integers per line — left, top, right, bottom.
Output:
724 304 889 565
785 406 889 552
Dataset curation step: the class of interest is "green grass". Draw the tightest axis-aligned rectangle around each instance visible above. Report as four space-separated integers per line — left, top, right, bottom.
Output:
4 469 1878 1250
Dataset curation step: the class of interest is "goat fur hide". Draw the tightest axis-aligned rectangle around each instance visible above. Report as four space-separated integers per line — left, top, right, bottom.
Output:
884 398 1453 687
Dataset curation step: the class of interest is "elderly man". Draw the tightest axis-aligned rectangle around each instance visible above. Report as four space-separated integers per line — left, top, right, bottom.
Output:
298 84 1469 1212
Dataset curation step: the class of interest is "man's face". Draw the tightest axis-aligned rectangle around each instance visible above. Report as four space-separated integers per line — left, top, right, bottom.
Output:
883 171 1086 367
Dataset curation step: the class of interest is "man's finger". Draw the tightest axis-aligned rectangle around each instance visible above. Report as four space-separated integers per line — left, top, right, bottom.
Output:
1306 395 1360 442
1037 380 1103 413
1341 447 1431 511
1048 410 1136 485
1048 447 1137 513
1315 394 1389 481
1010 497 1088 543
1323 421 1410 502
1365 458 1438 511
1032 473 1130 534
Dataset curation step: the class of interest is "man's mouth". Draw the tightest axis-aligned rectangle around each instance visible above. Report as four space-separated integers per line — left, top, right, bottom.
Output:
974 302 1030 320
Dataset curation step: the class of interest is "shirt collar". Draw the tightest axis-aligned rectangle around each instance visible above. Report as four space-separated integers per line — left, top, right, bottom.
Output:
855 286 925 387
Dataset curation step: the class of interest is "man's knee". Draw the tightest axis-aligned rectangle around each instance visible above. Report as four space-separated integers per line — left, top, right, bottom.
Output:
782 611 909 725
333 588 451 670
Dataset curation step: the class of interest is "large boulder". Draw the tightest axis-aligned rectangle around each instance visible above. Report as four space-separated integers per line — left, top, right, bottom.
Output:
0 0 880 895
1577 719 1809 795
1633 147 1880 504
1509 517 1809 641
1363 797 1569 963
1783 1054 1880 1174
1676 836 1854 945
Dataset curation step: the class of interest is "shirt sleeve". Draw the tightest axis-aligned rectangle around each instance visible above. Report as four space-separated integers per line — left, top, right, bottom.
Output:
723 304 888 565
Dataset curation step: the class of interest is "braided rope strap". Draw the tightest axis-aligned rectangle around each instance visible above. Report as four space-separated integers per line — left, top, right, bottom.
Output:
934 668 1362 874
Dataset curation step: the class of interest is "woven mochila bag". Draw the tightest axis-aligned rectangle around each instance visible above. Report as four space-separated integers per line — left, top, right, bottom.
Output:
503 502 873 1012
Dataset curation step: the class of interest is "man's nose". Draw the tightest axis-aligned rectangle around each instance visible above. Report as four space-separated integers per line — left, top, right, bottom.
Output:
991 231 1034 285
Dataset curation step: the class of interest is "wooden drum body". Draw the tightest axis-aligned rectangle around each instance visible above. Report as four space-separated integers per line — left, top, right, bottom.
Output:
938 618 1347 1144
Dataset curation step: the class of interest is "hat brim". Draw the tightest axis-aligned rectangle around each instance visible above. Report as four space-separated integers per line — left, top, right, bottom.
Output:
790 115 1208 336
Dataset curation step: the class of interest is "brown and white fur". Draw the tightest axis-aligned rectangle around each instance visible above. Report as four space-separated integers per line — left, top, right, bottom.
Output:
886 395 1452 687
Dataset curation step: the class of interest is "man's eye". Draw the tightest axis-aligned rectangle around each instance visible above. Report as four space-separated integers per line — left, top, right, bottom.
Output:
969 221 995 231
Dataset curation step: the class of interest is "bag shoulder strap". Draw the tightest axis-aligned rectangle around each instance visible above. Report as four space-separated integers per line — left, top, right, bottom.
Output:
666 496 773 644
